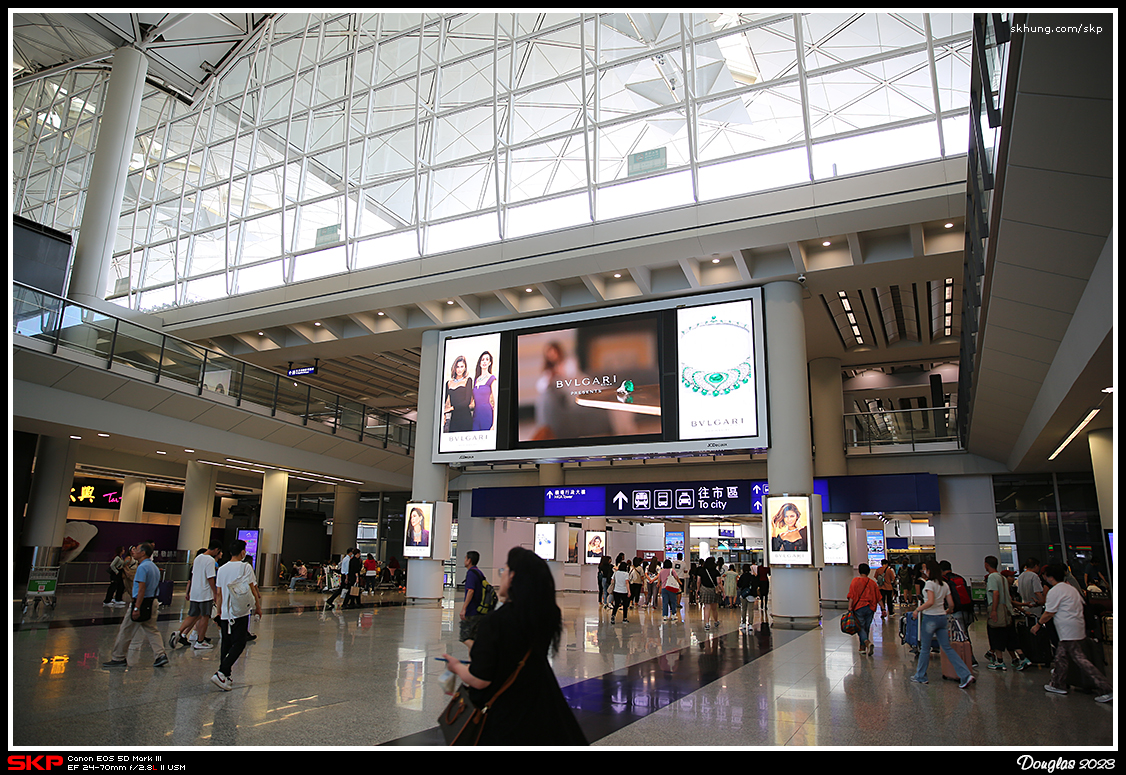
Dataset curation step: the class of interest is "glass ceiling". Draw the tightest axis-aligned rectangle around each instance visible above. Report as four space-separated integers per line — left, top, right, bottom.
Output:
11 12 972 312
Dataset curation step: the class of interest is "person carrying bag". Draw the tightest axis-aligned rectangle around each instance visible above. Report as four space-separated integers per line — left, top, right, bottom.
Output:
845 563 881 655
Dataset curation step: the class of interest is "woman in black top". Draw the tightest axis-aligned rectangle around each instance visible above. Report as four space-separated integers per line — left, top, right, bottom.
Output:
443 356 473 432
441 547 587 746
597 556 613 608
697 556 721 631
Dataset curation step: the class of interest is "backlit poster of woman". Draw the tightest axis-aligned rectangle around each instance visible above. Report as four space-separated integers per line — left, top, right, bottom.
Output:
766 496 812 567
403 503 434 558
438 332 501 454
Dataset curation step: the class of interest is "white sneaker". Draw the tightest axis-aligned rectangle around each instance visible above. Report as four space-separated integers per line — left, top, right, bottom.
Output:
193 641 214 650
113 601 128 607
1044 684 1068 695
210 672 232 691
1094 693 1112 703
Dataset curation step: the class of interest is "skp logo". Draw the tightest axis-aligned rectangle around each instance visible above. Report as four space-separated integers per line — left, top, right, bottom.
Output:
8 757 64 771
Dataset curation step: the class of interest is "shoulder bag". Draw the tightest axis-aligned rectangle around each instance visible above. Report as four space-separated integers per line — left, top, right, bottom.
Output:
438 649 531 746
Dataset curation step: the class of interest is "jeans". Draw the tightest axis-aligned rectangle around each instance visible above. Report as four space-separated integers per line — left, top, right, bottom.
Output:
913 614 971 683
661 589 678 618
855 606 875 646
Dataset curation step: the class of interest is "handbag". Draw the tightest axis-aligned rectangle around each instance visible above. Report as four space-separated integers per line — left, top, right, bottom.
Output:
349 584 362 596
438 650 530 746
840 608 860 635
665 572 681 593
135 597 154 622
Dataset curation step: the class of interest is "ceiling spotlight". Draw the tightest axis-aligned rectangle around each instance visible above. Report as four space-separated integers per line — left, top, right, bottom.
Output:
613 273 622 278
944 222 954 228
70 435 81 440
822 240 831 247
377 311 385 316
711 258 720 264
98 433 110 437
156 450 166 455
184 449 195 453
314 321 322 326
446 300 454 305
258 331 264 336
525 288 533 293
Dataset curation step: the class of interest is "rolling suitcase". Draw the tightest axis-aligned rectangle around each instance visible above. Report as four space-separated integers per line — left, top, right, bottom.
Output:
156 568 174 608
941 640 974 681
1016 615 1054 665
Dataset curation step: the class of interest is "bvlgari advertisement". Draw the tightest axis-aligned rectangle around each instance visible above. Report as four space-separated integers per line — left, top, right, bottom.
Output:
822 520 849 565
766 495 813 567
677 298 759 441
515 315 661 445
438 332 501 454
402 503 434 558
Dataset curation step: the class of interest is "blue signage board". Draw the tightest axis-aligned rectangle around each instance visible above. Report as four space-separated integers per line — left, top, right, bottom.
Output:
605 480 751 517
544 486 606 517
747 479 830 514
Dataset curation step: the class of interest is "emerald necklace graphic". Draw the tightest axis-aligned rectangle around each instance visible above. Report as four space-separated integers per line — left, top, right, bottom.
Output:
679 314 753 396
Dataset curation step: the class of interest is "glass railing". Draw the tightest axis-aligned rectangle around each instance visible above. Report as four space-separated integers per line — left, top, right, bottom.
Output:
844 406 962 454
12 281 416 454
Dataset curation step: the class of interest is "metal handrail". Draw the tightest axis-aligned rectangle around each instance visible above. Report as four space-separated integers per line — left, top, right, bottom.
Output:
11 281 416 455
844 406 962 454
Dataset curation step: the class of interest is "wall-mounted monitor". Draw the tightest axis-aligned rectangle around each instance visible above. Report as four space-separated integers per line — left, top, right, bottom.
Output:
432 288 769 463
765 495 813 567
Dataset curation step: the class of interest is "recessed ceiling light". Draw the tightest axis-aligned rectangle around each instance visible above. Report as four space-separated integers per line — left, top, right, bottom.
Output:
711 258 720 264
447 300 454 305
1103 387 1114 393
98 433 110 437
70 435 81 440
525 288 533 293
376 311 385 316
184 449 195 453
613 273 622 278
314 321 321 326
258 331 264 336
156 450 166 455
944 222 954 228
823 240 831 247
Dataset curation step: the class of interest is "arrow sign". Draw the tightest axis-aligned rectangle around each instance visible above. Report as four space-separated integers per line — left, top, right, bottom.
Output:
613 491 628 510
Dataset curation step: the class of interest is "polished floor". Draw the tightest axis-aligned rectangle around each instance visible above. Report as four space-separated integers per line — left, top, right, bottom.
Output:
9 585 1116 750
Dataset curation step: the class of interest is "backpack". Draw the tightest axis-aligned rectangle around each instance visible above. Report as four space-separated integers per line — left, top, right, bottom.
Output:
947 572 974 613
471 568 498 615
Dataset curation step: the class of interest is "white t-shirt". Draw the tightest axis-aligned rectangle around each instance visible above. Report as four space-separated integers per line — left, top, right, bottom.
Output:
189 552 217 602
919 579 951 616
1045 581 1086 641
612 569 630 594
216 560 258 620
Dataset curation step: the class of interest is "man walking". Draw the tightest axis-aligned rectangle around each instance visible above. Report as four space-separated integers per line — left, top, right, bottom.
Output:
103 543 169 668
459 550 488 648
210 539 261 691
343 548 362 609
877 559 896 617
1034 564 1112 703
324 549 352 609
170 541 222 650
984 555 1030 671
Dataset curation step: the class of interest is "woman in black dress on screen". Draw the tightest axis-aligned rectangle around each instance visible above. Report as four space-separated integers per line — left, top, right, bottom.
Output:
443 355 473 432
441 546 587 746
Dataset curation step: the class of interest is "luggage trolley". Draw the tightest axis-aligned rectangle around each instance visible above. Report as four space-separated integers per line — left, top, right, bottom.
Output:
22 565 61 614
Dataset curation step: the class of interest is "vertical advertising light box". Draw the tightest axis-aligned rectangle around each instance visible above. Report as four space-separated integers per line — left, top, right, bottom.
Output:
822 521 850 565
534 523 556 561
584 530 607 564
403 503 434 559
765 495 813 567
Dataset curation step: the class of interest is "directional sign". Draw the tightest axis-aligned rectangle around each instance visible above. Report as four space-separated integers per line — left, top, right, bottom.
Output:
607 480 751 517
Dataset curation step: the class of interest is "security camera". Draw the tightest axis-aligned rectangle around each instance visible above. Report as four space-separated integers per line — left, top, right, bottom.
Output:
797 274 807 284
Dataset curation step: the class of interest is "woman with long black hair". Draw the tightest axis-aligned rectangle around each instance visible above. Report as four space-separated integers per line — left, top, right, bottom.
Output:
441 546 587 746
697 556 721 631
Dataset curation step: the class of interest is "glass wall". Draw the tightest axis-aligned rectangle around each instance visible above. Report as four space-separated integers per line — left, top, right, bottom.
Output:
12 13 972 312
993 473 1105 578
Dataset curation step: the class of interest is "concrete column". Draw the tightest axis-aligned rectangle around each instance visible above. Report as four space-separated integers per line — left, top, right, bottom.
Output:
330 485 359 558
177 461 218 553
22 437 82 569
933 475 999 584
406 328 450 604
764 280 820 628
810 356 847 477
1088 428 1113 532
118 476 147 523
68 46 149 303
258 470 290 587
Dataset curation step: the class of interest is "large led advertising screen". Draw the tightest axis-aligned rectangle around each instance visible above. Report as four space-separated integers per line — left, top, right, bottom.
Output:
515 314 661 446
677 298 759 440
431 287 769 464
438 332 502 454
